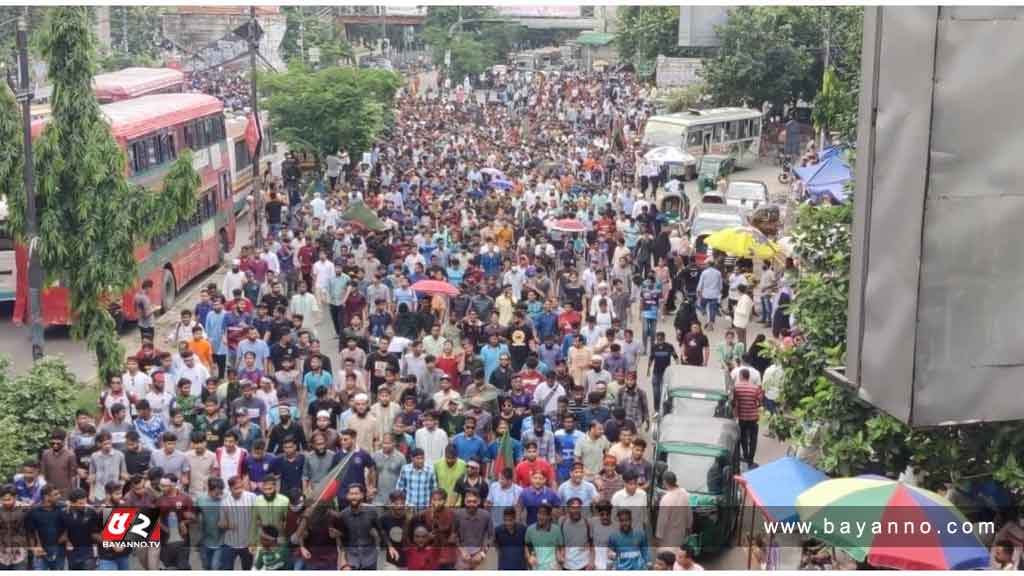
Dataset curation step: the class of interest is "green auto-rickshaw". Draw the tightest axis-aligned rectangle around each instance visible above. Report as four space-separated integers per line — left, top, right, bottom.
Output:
652 415 741 557
697 154 736 195
660 365 733 419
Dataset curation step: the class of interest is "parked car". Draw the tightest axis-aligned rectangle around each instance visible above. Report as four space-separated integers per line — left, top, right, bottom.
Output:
688 204 745 264
652 415 741 556
725 179 769 216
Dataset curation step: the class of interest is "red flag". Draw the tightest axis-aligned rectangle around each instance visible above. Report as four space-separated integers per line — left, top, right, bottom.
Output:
244 112 262 158
303 451 353 518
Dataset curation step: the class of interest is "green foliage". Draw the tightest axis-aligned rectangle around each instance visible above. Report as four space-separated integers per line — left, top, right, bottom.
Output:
260 64 401 159
701 6 862 117
615 6 683 70
0 357 79 480
421 6 526 81
0 84 21 211
280 7 353 67
105 7 164 61
662 83 709 113
812 66 859 143
447 36 496 83
4 7 199 381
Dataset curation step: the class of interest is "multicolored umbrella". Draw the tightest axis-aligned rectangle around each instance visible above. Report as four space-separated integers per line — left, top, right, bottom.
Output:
480 167 504 177
410 279 460 296
547 218 586 233
795 478 990 570
704 226 779 259
490 178 514 190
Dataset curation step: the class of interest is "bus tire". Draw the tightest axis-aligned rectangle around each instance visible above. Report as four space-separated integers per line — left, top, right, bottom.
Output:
218 229 230 264
161 268 177 313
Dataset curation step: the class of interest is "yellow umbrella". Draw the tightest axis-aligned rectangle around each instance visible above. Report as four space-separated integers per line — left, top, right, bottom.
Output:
704 226 779 259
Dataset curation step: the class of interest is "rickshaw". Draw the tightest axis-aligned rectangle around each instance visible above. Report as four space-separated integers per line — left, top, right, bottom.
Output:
660 365 733 419
697 154 736 195
657 188 690 227
652 415 742 557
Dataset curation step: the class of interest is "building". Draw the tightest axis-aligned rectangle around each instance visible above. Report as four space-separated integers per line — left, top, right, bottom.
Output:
574 31 617 72
677 6 730 48
161 6 287 71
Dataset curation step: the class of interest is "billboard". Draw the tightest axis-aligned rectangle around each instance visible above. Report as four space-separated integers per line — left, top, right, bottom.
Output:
677 6 730 47
655 57 703 89
847 6 1024 426
495 6 581 19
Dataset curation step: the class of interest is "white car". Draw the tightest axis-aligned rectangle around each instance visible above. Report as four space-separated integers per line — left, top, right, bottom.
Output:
724 180 769 215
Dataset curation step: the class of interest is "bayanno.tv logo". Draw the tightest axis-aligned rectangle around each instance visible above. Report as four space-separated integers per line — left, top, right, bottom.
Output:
101 508 161 549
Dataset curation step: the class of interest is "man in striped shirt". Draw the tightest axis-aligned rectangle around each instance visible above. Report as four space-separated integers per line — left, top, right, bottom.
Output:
732 368 763 466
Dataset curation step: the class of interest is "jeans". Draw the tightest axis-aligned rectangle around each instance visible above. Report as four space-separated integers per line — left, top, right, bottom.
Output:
652 370 666 413
221 546 254 570
98 556 132 570
33 546 65 570
760 295 773 323
739 420 759 464
201 545 224 570
214 353 227 379
159 541 190 570
329 303 344 338
700 298 720 325
0 561 26 570
642 316 657 354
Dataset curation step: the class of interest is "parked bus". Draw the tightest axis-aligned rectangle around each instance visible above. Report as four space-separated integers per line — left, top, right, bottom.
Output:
13 92 234 326
642 107 762 168
92 67 185 103
0 197 13 303
225 111 276 214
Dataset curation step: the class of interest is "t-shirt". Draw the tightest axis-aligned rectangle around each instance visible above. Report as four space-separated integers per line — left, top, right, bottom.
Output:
495 524 529 570
733 383 763 422
560 516 593 570
608 528 649 570
650 342 678 374
640 288 660 320
682 332 709 366
525 523 564 570
518 487 561 525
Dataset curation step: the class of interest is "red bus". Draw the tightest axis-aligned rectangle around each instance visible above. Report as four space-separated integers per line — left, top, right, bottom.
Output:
14 92 235 326
92 67 185 103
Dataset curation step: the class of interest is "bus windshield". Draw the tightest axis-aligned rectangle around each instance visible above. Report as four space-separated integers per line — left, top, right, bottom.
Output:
643 120 683 148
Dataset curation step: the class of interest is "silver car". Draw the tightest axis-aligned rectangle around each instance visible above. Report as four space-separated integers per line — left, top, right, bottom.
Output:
725 180 769 215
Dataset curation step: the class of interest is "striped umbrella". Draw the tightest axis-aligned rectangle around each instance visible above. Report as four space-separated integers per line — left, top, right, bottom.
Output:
795 478 990 570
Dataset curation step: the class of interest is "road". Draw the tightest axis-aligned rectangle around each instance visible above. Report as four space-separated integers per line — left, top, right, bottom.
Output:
0 155 790 569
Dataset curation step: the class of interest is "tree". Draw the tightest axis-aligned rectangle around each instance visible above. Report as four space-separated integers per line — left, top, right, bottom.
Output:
4 7 200 380
0 357 79 480
279 6 353 67
663 83 709 113
0 84 20 215
260 64 401 159
615 6 683 66
105 7 164 61
701 6 863 116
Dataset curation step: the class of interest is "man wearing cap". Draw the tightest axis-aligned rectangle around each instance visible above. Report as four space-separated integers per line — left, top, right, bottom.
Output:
345 393 379 453
230 380 268 430
267 402 306 454
584 355 613 396
222 259 246 301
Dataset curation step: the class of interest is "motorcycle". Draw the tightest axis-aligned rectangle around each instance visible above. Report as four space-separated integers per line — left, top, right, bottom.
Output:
777 154 793 184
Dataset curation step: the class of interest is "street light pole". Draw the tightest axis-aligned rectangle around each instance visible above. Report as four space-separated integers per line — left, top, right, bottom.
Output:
13 16 43 360
248 6 262 250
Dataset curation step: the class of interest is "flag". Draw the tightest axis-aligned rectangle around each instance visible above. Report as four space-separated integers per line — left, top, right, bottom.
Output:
244 112 263 158
303 451 353 518
492 431 515 480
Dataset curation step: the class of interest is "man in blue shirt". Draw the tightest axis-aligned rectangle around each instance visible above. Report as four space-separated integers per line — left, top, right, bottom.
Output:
553 414 584 483
452 416 488 463
518 469 561 525
334 429 377 504
270 437 305 498
608 509 650 570
640 279 661 354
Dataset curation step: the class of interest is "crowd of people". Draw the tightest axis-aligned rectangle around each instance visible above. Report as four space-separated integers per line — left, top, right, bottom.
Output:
0 66 801 571
189 68 252 112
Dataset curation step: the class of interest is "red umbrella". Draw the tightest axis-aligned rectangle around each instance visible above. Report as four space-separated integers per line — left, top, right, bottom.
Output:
547 218 587 233
410 279 460 296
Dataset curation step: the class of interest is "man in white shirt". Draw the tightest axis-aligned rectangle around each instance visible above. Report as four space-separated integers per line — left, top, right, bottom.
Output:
312 252 335 300
611 471 649 532
222 259 246 299
177 353 210 398
413 411 449 463
310 192 326 220
123 357 153 402
732 285 754 348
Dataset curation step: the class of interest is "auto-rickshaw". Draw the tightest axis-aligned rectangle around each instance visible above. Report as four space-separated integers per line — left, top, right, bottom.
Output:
652 415 742 557
660 365 733 419
697 154 737 195
657 187 690 226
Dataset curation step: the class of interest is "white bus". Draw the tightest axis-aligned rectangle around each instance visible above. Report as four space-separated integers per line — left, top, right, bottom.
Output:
642 107 763 168
0 197 14 303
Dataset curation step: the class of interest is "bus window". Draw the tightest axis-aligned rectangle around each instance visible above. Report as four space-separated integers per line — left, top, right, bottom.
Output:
739 120 749 139
753 120 761 138
714 123 725 143
687 130 703 148
727 121 739 141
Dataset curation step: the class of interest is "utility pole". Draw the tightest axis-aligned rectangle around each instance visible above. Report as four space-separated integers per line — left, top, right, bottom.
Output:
13 16 43 360
248 6 262 250
819 11 831 151
121 7 128 53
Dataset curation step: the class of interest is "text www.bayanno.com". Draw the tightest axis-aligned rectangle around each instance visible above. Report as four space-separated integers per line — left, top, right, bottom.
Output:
764 519 995 540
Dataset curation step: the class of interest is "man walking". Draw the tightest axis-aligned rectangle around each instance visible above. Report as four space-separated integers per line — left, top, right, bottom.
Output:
733 368 764 467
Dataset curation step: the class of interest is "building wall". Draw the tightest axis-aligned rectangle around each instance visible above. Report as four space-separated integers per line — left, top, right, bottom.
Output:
677 6 730 47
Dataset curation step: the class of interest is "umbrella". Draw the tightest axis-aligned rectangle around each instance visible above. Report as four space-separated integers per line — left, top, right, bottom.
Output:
704 226 779 259
490 178 514 190
795 478 991 570
738 456 828 524
547 218 587 233
644 145 696 165
410 279 460 297
480 167 504 177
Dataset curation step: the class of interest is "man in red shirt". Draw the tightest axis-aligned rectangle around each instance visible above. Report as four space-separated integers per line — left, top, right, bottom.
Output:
514 441 555 488
732 368 764 466
155 473 194 569
297 241 318 291
557 303 582 336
